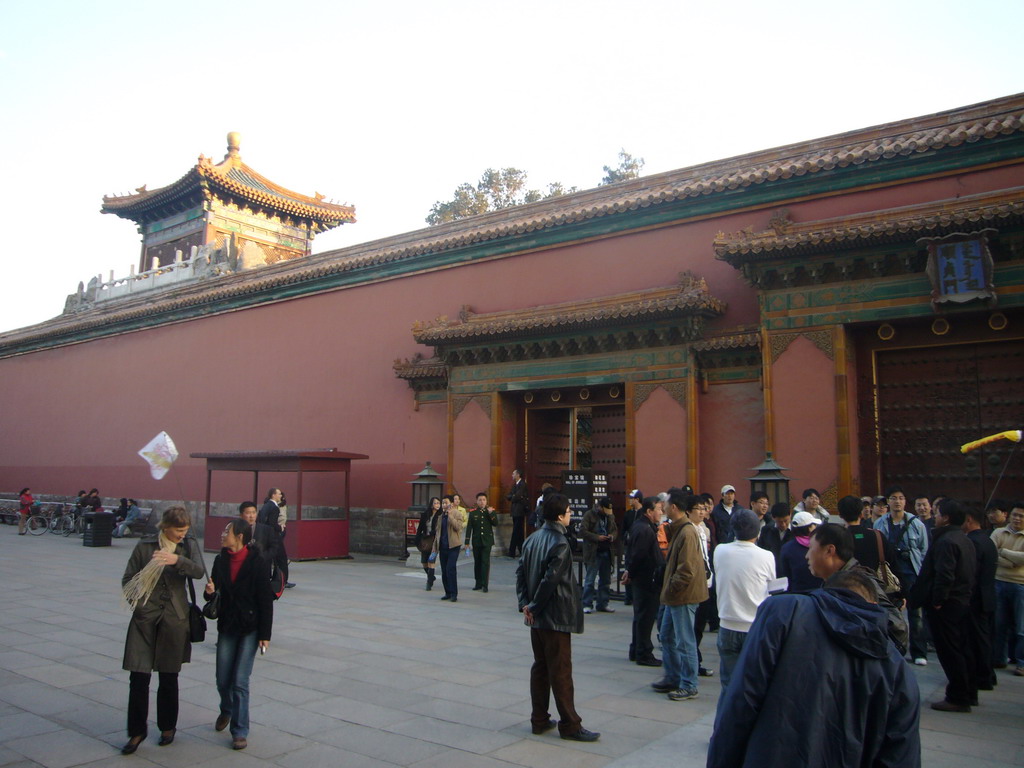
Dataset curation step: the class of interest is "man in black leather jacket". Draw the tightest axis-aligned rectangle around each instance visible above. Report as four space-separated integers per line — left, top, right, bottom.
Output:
516 493 599 743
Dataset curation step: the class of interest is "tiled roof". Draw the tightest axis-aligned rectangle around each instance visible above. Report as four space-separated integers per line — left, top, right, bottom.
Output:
335 94 1024 266
412 274 724 344
691 331 761 352
101 137 355 227
3 95 1023 355
714 188 1024 263
393 355 448 380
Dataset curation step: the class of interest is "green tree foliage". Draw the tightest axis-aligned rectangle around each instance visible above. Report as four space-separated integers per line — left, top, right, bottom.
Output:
426 151 643 225
600 149 645 186
427 168 568 226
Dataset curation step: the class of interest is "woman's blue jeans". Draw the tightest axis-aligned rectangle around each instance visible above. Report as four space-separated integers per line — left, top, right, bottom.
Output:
216 630 259 738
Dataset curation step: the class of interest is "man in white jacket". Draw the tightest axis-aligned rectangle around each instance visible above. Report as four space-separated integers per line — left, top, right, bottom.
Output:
712 508 777 705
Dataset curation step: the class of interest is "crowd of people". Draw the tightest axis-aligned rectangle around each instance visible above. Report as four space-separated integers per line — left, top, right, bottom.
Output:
56 468 1013 761
501 474 1023 765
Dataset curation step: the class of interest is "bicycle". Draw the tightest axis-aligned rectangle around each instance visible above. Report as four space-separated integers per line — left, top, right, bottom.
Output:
25 510 49 535
47 504 79 536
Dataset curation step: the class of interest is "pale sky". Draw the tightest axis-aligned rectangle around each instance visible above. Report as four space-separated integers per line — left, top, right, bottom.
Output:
1 0 1022 333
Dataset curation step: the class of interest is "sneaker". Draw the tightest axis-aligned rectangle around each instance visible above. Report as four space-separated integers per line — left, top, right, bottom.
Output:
667 688 698 701
698 667 715 677
583 607 593 614
913 658 927 666
596 607 615 613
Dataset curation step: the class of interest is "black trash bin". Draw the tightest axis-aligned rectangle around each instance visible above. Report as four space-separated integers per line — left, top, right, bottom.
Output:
83 512 115 547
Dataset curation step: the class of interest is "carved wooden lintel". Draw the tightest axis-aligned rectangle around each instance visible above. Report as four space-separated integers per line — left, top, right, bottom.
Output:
632 381 687 411
769 329 834 364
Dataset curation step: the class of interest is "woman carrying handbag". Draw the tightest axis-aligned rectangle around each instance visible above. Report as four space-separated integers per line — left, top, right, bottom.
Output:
205 518 273 750
415 497 441 591
120 507 205 755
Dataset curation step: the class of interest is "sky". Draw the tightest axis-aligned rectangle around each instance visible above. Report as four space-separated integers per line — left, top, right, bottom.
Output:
0 0 1022 333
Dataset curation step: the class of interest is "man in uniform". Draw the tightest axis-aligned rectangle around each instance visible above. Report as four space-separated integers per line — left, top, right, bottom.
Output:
465 492 499 592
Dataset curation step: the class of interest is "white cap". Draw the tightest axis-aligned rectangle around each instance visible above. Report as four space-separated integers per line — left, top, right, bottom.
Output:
792 511 818 528
721 485 736 495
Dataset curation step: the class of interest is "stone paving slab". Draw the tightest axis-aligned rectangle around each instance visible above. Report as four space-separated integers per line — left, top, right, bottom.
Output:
0 527 1022 766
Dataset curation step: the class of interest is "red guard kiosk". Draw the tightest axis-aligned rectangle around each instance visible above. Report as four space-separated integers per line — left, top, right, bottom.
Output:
192 449 367 559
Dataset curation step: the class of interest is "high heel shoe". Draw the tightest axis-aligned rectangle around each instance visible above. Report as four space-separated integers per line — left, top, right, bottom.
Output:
158 729 176 746
121 735 145 755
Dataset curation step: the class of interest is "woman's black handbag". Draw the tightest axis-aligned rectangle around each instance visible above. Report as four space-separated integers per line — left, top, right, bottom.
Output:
187 579 206 642
202 590 221 620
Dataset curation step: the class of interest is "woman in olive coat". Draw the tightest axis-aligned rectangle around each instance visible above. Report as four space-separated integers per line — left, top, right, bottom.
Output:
120 506 206 755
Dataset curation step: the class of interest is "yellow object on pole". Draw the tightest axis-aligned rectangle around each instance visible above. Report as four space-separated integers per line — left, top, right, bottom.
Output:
960 430 1023 454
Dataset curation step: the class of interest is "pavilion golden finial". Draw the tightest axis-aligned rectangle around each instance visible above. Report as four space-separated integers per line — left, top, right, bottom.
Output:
226 131 241 159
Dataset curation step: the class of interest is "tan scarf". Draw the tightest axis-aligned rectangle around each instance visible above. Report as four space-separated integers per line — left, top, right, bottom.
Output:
122 532 178 612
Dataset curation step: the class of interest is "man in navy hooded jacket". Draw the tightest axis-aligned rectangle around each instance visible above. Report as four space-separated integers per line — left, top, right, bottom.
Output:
707 569 920 768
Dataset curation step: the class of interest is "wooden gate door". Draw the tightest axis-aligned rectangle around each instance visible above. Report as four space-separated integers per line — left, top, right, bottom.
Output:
874 340 1024 505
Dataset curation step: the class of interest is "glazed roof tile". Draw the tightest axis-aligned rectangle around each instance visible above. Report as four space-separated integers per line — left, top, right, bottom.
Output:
714 187 1024 263
393 356 448 380
102 140 355 226
412 274 725 344
691 331 761 352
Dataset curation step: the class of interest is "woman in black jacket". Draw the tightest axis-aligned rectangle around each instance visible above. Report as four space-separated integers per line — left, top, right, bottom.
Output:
416 496 441 590
204 519 273 750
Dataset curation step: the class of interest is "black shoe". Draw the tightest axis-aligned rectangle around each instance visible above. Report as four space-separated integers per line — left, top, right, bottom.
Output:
158 729 176 746
284 582 296 589
651 678 676 693
628 652 636 662
930 700 971 713
450 597 458 602
121 735 145 755
699 667 715 677
472 586 482 591
441 595 451 600
596 607 615 613
623 599 632 606
561 728 600 742
425 583 432 591
637 657 662 667
970 697 979 706
532 718 557 735
482 587 488 592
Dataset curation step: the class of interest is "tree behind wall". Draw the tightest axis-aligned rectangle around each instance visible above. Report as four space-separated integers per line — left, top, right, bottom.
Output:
426 150 645 225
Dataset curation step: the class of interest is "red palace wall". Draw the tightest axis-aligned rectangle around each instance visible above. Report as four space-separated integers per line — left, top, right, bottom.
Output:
633 386 688 494
770 335 837 506
698 380 766 503
0 163 1019 523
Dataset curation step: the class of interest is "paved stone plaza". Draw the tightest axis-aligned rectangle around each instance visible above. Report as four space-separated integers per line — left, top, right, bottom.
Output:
0 527 1021 767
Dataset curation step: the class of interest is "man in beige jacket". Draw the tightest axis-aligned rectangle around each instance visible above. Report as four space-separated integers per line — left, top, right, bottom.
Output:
992 505 1024 675
650 491 710 701
433 495 467 602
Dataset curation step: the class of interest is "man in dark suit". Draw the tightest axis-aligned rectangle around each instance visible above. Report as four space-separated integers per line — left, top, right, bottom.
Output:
963 504 998 692
506 469 529 558
909 498 976 712
260 488 294 589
